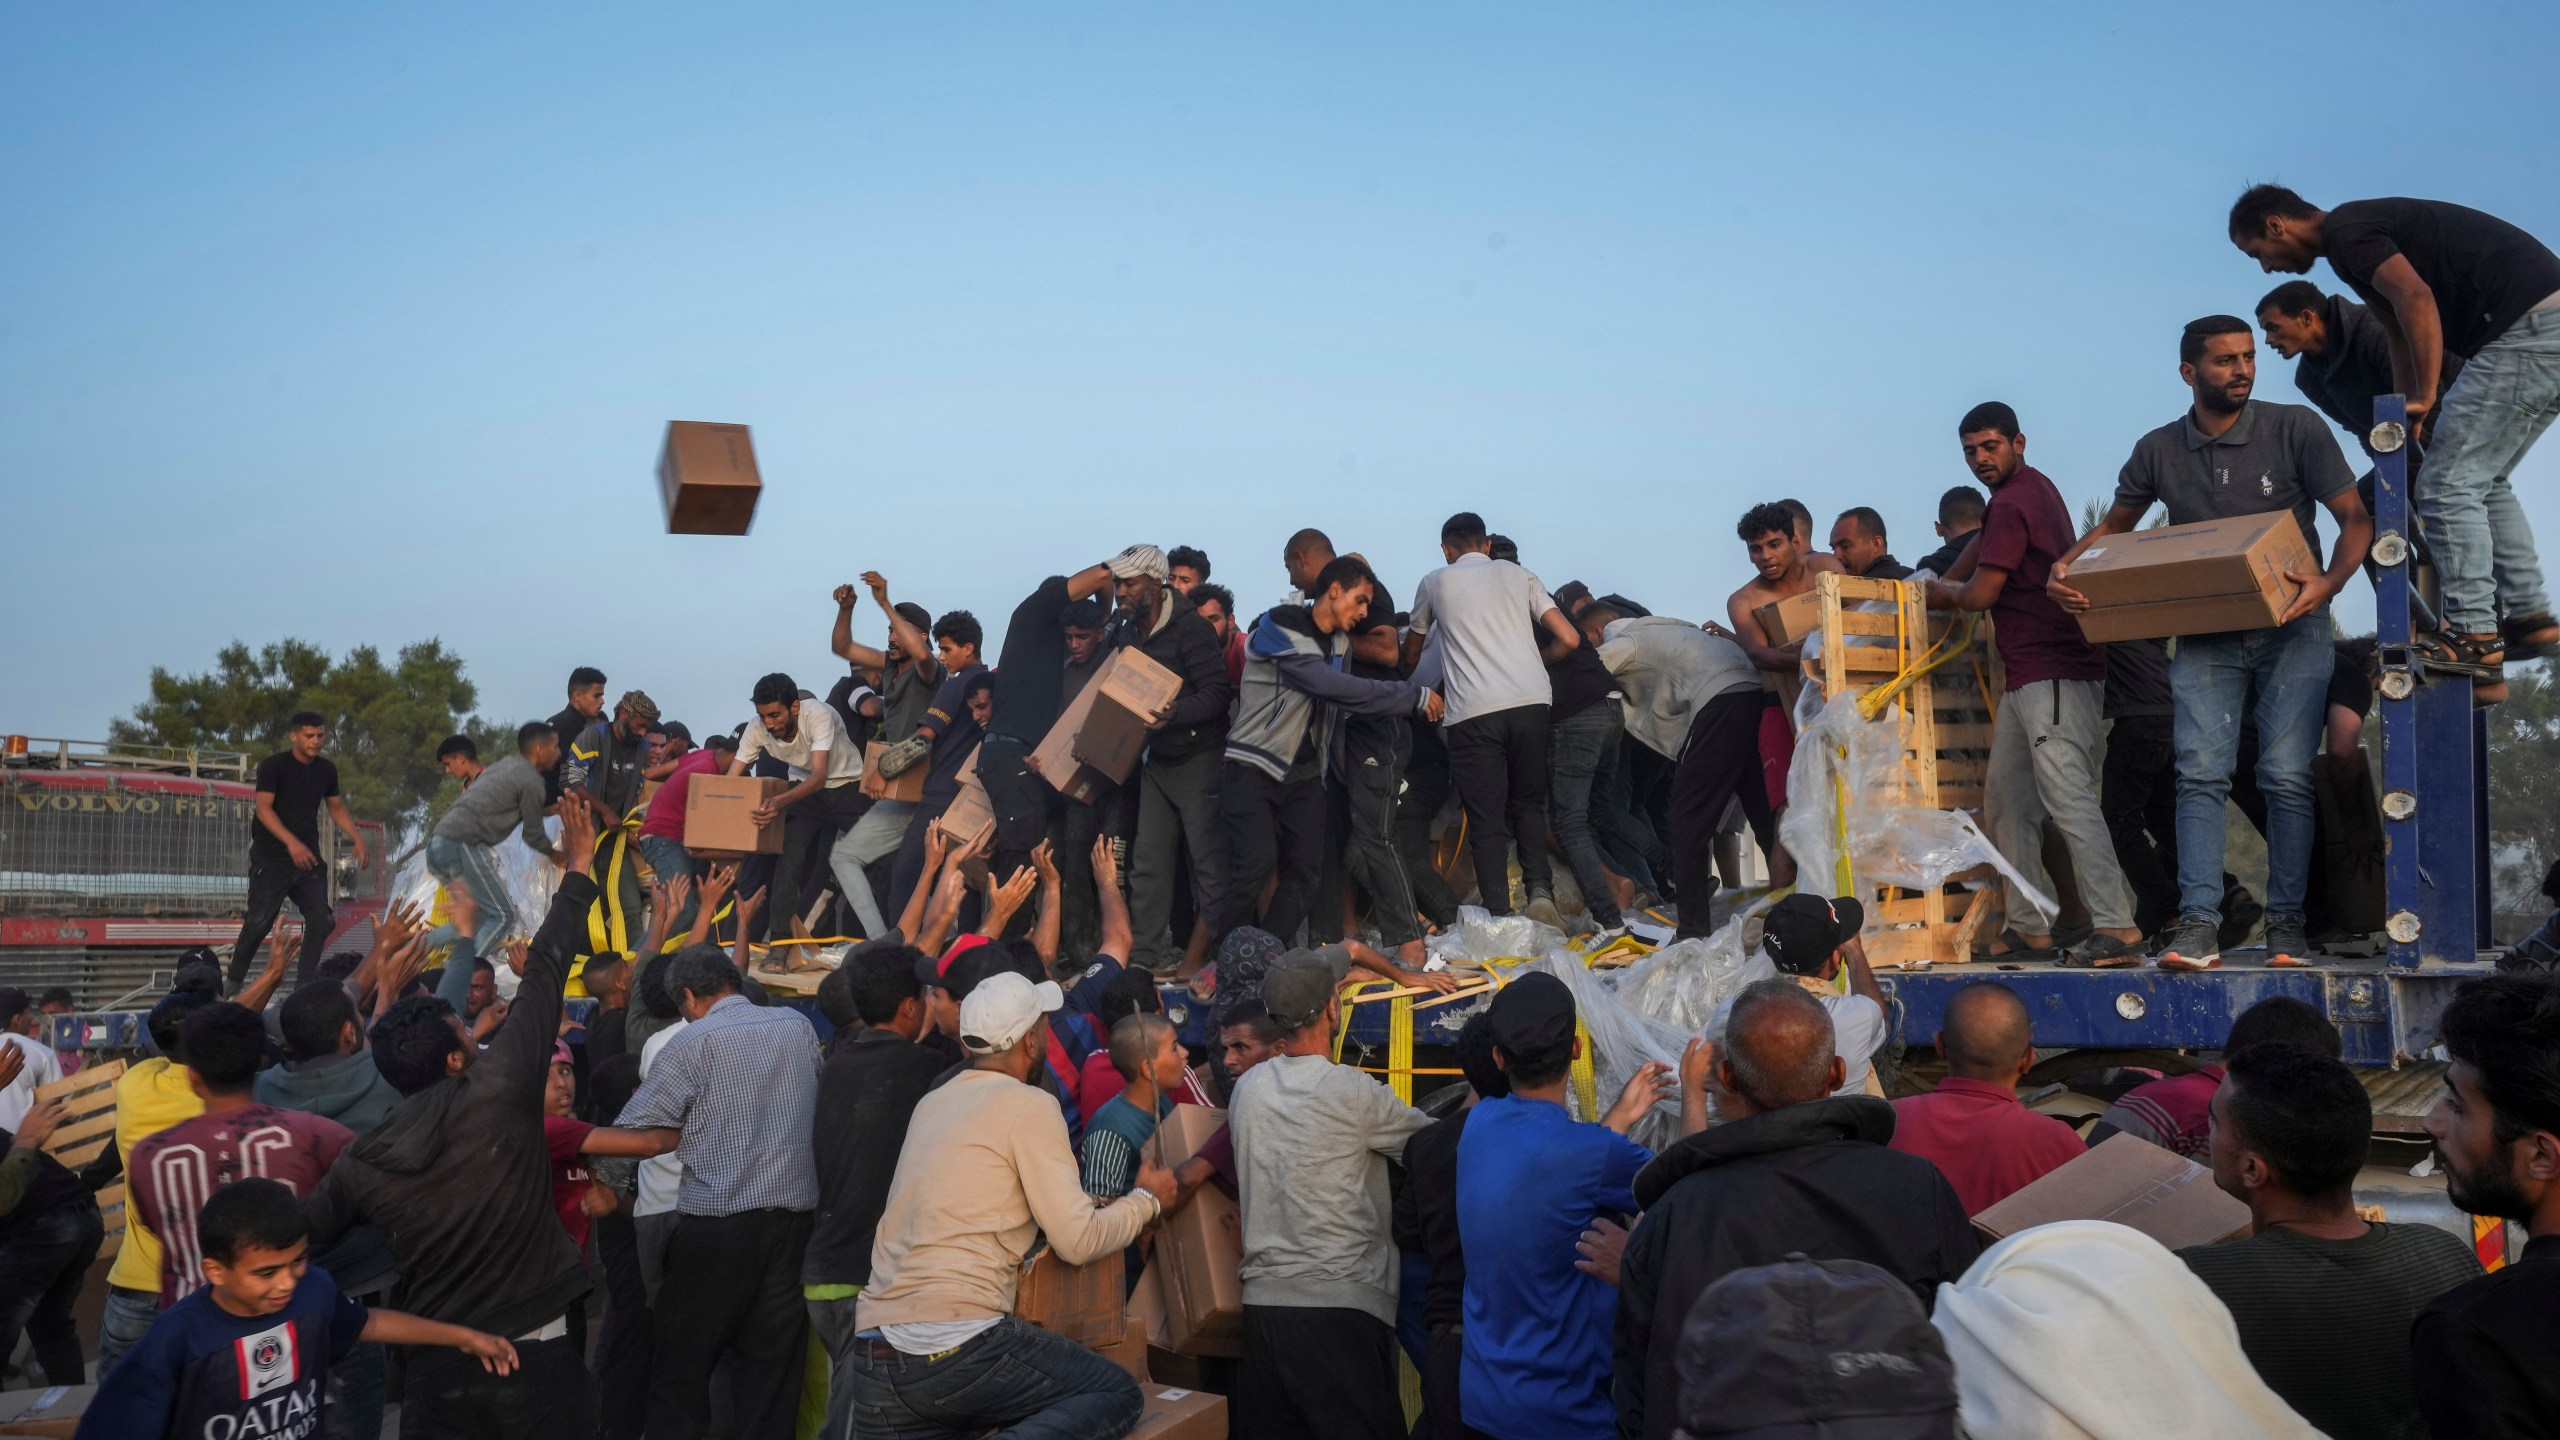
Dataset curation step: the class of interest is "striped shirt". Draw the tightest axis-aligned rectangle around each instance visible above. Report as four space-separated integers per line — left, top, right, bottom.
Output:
618 995 823 1216
1078 1092 1169 1199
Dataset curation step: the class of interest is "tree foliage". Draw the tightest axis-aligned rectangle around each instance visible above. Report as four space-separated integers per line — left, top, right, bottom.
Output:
111 638 515 854
2487 659 2560 923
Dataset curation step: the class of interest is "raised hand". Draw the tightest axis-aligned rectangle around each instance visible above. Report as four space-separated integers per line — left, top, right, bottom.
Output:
698 862 737 914
1090 836 1120 892
1032 840 1060 890
558 799 599 877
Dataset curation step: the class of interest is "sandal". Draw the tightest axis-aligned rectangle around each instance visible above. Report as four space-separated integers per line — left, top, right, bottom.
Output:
2504 613 2560 661
2414 629 2506 678
2060 934 2144 969
1985 927 2061 962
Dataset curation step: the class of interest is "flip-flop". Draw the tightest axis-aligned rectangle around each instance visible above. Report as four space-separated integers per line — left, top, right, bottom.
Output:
1985 927 2061 962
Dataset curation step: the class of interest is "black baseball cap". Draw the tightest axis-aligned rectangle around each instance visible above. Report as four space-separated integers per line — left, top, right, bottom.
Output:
1673 1254 1958 1438
1762 894 1864 977
1485 971 1576 1070
656 721 693 744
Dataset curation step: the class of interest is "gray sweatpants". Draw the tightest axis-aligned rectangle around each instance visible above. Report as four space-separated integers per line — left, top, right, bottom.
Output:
1984 677 2133 932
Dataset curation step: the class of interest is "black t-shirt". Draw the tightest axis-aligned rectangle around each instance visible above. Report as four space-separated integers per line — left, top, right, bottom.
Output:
1400 1108 1471 1329
2102 637 2172 720
2324 197 2560 359
1549 641 1620 722
2412 1232 2560 1440
2328 645 2375 718
252 752 341 858
2182 1221 2482 1440
989 575 1073 743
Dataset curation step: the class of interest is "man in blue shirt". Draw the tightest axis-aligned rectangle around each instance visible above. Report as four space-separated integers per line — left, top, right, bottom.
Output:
1455 973 1676 1440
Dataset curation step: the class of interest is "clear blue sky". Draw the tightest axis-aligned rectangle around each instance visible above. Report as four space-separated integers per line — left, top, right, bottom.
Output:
7 2 2557 744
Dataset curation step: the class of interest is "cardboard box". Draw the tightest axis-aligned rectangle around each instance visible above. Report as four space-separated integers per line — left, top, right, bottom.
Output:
1034 665 1129 805
658 420 763 535
2065 512 2315 643
1752 589 1823 648
1093 1315 1151 1388
1970 1132 2251 1250
865 740 925 805
1016 1246 1123 1347
1066 649 1185 789
937 782 996 854
0 1385 94 1438
1151 1106 1245 1357
1130 1386 1228 1440
683 775 787 858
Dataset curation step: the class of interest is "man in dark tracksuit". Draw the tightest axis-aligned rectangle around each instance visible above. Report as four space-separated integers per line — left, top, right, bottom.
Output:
976 559 1120 917
1209 557 1443 951
1114 547 1237 972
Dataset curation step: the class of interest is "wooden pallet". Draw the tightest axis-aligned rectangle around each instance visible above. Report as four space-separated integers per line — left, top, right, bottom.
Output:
1806 572 2003 966
37 1059 127 1260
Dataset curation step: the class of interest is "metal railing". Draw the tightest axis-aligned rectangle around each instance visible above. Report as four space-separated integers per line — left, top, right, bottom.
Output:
1 736 254 782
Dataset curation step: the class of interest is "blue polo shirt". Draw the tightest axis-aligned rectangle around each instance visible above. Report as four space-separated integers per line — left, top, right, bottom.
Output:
1456 1093 1650 1440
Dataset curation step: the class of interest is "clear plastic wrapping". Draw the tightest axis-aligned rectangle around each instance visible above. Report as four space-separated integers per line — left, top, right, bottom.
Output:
1425 905 1569 964
1776 691 2053 920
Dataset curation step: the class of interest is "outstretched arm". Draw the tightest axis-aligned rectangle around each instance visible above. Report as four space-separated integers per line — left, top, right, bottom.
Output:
832 584 890 671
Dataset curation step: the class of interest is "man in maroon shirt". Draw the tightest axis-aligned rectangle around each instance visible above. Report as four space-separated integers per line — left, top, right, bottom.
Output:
1928 401 2143 967
127 1002 353 1307
1888 982 2085 1213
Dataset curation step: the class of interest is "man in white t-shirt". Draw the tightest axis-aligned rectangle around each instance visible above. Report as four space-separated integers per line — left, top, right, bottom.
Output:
1755 895 1889 1096
0 989 62 1131
732 671 873 939
1399 512 1585 925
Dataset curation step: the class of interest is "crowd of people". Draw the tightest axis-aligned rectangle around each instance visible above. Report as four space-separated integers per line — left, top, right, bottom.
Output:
8 186 2560 1438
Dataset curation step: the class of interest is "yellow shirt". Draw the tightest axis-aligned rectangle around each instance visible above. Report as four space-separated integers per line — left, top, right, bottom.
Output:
104 1057 206 1292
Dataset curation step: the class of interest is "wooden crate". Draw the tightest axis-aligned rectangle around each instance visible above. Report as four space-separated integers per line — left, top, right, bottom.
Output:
1806 573 2002 965
37 1061 127 1260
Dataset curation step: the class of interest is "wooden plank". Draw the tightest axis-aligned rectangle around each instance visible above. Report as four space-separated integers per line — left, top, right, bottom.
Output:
1863 925 1949 969
1933 723 1993 749
1836 611 1899 637
1838 647 1902 673
1934 758 1988 784
1832 576 1903 604
1937 784 1984 810
34 1061 123 1111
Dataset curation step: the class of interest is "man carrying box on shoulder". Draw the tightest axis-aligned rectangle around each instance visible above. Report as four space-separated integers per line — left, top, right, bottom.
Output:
2050 316 2371 971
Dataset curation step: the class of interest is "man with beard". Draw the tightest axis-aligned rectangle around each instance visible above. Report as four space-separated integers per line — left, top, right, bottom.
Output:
2049 316 2369 972
2413 973 2560 1434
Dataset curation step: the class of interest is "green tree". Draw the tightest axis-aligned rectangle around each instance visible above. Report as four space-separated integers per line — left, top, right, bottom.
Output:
111 638 516 858
2487 659 2560 926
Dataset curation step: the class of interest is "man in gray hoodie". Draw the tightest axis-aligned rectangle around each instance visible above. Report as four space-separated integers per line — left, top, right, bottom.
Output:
1208 554 1443 952
1230 960 1433 1440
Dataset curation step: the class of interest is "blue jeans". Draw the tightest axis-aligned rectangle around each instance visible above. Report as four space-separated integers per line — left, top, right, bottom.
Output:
1548 704 1633 928
97 1283 158 1377
843 1315 1141 1440
423 834 519 955
2172 612 2332 923
635 833 698 935
2421 305 2560 633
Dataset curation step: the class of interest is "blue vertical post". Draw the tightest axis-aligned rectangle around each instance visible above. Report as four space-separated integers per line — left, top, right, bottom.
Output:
2372 394 2481 967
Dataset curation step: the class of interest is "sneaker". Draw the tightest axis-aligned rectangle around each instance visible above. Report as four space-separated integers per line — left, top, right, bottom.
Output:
2158 917 2222 971
2061 934 2144 969
1523 893 1566 931
2263 914 2313 967
1588 924 1632 948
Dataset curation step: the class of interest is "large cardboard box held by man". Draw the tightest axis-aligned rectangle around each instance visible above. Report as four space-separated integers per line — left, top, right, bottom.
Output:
683 775 787 857
865 739 925 805
2064 511 2316 643
1149 1105 1244 1357
658 420 763 535
1970 1132 2251 1250
1015 1246 1122 1347
1034 649 1185 804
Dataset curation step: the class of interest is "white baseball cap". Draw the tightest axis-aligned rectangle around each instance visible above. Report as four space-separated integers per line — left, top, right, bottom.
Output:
959 971 1065 1055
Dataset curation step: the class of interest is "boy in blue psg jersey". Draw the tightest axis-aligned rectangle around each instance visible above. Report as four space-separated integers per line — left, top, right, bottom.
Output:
82 1178 515 1440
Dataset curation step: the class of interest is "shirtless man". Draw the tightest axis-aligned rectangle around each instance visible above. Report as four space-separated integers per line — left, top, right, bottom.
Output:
1721 501 1842 676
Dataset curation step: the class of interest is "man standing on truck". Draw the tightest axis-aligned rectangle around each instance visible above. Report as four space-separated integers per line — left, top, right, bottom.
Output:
229 711 367 992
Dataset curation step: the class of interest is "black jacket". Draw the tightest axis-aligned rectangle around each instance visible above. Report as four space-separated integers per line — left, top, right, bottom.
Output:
2294 294 2464 457
1612 1096 1979 1440
803 1029 948 1286
1112 590 1234 763
306 873 595 1338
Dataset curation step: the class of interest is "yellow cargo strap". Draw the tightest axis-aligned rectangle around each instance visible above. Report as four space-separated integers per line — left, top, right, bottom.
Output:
1570 1016 1597 1121
587 828 634 956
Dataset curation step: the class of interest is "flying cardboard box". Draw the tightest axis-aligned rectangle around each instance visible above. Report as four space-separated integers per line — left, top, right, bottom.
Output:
1970 1132 2251 1250
2065 512 2315 643
1036 648 1184 802
1016 1246 1122 1347
865 740 925 805
937 783 996 855
1130 1386 1228 1440
1151 1105 1245 1357
0 1384 94 1438
683 775 786 858
658 421 762 535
